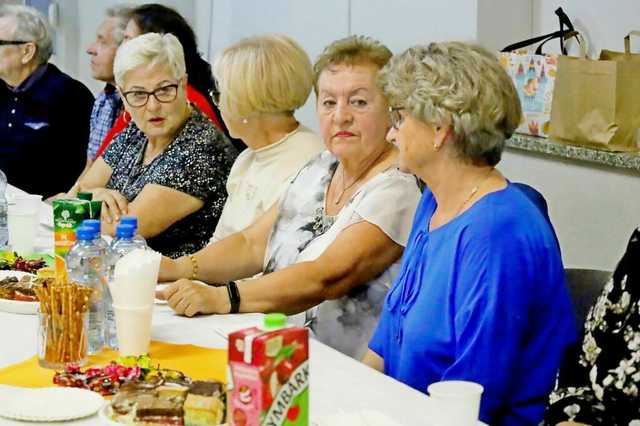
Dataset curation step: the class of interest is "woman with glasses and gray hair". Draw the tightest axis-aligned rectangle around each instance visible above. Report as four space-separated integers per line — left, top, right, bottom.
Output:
76 33 237 258
363 41 577 425
0 4 94 198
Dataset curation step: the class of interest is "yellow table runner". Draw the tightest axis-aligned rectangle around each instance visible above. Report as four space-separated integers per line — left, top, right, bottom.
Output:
0 341 227 388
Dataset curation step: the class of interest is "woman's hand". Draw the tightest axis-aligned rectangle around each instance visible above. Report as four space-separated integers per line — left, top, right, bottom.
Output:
92 188 129 223
156 279 230 317
158 256 191 282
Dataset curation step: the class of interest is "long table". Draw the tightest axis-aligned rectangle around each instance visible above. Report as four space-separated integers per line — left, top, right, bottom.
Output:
0 187 483 425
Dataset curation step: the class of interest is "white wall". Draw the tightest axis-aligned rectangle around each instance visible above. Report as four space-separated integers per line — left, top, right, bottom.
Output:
52 0 197 94
533 0 640 57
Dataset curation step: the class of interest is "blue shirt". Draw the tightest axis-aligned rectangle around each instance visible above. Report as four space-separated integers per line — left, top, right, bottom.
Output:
87 84 122 160
369 183 577 426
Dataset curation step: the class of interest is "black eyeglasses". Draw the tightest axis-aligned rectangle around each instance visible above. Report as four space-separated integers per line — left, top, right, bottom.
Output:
120 84 179 108
389 106 405 129
0 40 30 46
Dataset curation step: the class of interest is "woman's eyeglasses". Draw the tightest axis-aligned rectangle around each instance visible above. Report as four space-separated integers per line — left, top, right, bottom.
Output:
389 106 405 129
121 84 179 108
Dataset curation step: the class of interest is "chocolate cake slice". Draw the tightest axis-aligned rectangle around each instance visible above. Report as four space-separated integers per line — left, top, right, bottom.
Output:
184 381 226 426
134 393 184 426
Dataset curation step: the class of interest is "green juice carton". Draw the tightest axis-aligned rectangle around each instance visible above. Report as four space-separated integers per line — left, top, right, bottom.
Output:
52 199 101 257
228 313 309 426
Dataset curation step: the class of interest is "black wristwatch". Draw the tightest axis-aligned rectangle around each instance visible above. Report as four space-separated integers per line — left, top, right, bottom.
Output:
226 281 241 314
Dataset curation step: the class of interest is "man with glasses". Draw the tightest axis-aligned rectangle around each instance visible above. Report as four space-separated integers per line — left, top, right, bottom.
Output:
0 4 94 198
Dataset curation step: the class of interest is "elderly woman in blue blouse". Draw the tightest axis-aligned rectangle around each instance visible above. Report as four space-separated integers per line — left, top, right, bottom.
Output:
363 41 577 426
78 33 237 258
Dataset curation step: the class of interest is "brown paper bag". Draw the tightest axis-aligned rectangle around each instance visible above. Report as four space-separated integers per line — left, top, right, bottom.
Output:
600 31 640 62
549 53 640 151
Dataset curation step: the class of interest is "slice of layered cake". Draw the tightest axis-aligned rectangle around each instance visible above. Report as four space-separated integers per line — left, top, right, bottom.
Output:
134 393 184 426
183 381 226 426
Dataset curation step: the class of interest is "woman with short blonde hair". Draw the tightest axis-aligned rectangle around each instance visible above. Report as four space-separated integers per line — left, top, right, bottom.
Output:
364 41 576 425
206 34 324 243
213 34 313 119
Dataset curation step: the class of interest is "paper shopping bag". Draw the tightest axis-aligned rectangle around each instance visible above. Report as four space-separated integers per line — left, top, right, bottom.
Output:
549 55 640 151
600 31 640 62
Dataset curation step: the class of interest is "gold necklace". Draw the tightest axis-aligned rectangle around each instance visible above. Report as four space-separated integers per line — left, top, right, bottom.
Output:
454 168 495 216
333 149 387 205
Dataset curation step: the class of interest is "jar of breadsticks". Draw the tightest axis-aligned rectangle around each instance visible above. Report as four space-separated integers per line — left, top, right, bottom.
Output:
35 278 93 369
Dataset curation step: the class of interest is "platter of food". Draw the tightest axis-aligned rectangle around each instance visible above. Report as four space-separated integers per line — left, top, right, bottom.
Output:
0 270 39 314
51 355 227 425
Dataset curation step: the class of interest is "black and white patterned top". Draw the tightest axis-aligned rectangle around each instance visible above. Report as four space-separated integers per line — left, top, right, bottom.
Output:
544 228 640 425
102 109 237 258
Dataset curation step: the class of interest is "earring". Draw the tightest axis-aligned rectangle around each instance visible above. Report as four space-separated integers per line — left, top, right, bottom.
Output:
242 118 248 124
434 142 440 151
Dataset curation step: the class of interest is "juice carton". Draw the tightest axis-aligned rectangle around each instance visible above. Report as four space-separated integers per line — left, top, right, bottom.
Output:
52 199 101 257
228 313 309 426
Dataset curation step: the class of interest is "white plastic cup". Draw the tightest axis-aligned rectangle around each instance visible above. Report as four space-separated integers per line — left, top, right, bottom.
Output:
427 380 483 426
113 305 153 356
8 194 42 254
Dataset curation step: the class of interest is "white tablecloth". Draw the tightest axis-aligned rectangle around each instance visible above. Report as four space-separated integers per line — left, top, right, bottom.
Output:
0 187 485 425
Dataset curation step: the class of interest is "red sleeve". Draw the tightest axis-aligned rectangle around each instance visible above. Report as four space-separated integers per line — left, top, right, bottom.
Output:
96 111 129 158
186 84 224 131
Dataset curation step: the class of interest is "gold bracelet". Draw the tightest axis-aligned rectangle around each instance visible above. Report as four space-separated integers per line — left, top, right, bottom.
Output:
188 255 198 280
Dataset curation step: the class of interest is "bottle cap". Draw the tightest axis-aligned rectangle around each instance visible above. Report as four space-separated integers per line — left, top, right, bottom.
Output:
115 223 135 238
120 216 138 229
77 192 93 201
264 313 287 329
82 219 101 235
75 226 94 241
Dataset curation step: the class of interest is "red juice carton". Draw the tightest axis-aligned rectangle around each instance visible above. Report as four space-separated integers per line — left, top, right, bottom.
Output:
228 313 309 426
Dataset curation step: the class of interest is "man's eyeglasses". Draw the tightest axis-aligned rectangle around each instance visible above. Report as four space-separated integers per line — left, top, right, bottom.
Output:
0 40 30 46
389 106 405 129
120 84 179 108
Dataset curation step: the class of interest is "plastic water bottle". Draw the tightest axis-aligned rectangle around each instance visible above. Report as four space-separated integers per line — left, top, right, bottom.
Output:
66 226 107 354
119 216 147 248
82 219 110 255
110 224 140 259
0 169 8 249
82 219 117 349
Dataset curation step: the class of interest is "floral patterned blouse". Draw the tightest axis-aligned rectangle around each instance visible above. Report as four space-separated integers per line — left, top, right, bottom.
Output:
544 228 640 425
102 109 237 258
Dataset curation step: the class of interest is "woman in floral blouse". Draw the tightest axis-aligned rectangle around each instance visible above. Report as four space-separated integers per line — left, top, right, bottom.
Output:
545 228 640 425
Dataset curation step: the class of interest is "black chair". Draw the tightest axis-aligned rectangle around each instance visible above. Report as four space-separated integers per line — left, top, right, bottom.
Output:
564 268 611 326
557 268 611 387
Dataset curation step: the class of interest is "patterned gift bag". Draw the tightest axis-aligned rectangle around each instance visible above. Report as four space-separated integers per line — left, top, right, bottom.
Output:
499 52 558 137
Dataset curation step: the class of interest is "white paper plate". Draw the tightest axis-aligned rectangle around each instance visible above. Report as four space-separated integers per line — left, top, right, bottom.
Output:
0 271 38 314
0 387 104 422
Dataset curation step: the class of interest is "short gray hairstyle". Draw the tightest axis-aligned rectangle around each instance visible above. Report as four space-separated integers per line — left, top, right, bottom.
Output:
105 5 133 46
379 41 522 166
113 32 186 87
0 4 53 65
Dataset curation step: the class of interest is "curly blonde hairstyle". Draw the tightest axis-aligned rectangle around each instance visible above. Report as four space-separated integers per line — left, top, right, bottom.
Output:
379 41 522 166
213 34 313 119
313 35 392 95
